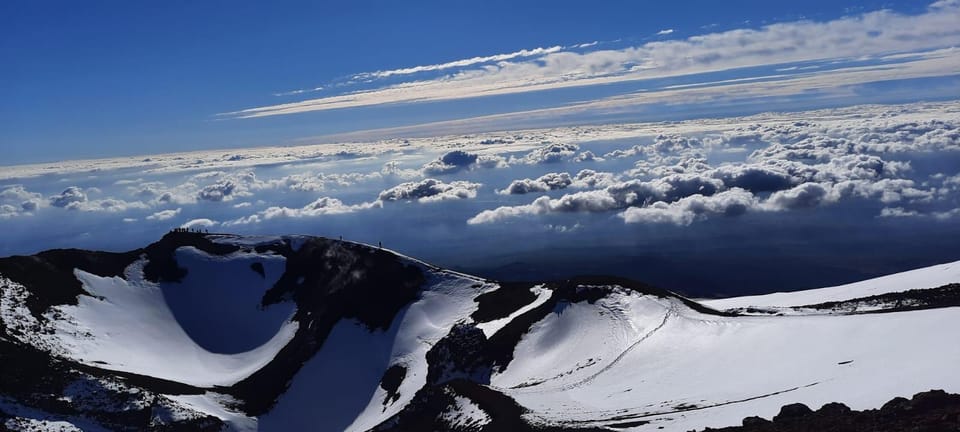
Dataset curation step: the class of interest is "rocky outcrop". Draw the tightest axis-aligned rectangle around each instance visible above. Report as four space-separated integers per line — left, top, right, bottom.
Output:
704 390 960 432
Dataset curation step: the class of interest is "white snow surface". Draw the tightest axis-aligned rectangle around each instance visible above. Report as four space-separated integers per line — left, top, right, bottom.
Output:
492 284 960 431
703 259 960 310
161 247 294 354
4 238 960 431
493 287 672 389
27 248 298 387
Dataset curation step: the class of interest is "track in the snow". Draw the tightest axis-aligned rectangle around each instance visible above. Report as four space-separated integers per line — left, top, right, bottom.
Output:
561 304 675 391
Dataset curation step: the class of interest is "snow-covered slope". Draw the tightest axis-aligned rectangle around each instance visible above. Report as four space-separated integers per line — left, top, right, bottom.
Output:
702 260 960 310
496 289 960 431
5 251 298 387
1 232 959 431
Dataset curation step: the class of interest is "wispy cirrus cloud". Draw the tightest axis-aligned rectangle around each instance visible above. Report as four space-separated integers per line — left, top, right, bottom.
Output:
306 47 960 143
271 45 566 98
224 1 960 119
273 86 323 97
351 45 565 80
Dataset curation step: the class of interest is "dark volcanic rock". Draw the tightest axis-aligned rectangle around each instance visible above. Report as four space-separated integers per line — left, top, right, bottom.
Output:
381 364 407 407
0 248 141 320
471 282 538 323
142 231 242 283
427 323 491 385
703 390 960 432
226 237 427 415
795 283 960 314
250 261 266 278
880 396 911 413
772 403 814 422
819 402 853 416
741 416 771 427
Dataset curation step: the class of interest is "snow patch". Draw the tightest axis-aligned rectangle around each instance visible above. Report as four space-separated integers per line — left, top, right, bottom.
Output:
165 393 257 432
438 394 490 429
475 284 551 338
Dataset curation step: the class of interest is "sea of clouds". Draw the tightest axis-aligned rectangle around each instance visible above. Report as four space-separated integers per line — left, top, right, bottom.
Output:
2 101 959 295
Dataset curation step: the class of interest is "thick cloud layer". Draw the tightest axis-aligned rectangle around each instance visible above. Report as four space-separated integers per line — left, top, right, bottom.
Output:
49 186 87 208
0 185 43 218
378 179 483 203
620 188 758 225
8 101 960 231
197 180 239 202
146 208 182 221
227 197 380 225
470 173 728 224
499 172 573 195
498 170 618 195
421 150 507 175
512 143 597 165
468 104 960 226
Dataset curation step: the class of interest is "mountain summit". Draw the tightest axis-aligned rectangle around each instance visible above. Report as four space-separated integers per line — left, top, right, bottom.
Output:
1 232 959 431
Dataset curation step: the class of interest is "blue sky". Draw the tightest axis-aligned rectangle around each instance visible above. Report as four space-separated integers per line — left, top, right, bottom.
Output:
3 0 956 164
2 1 960 295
